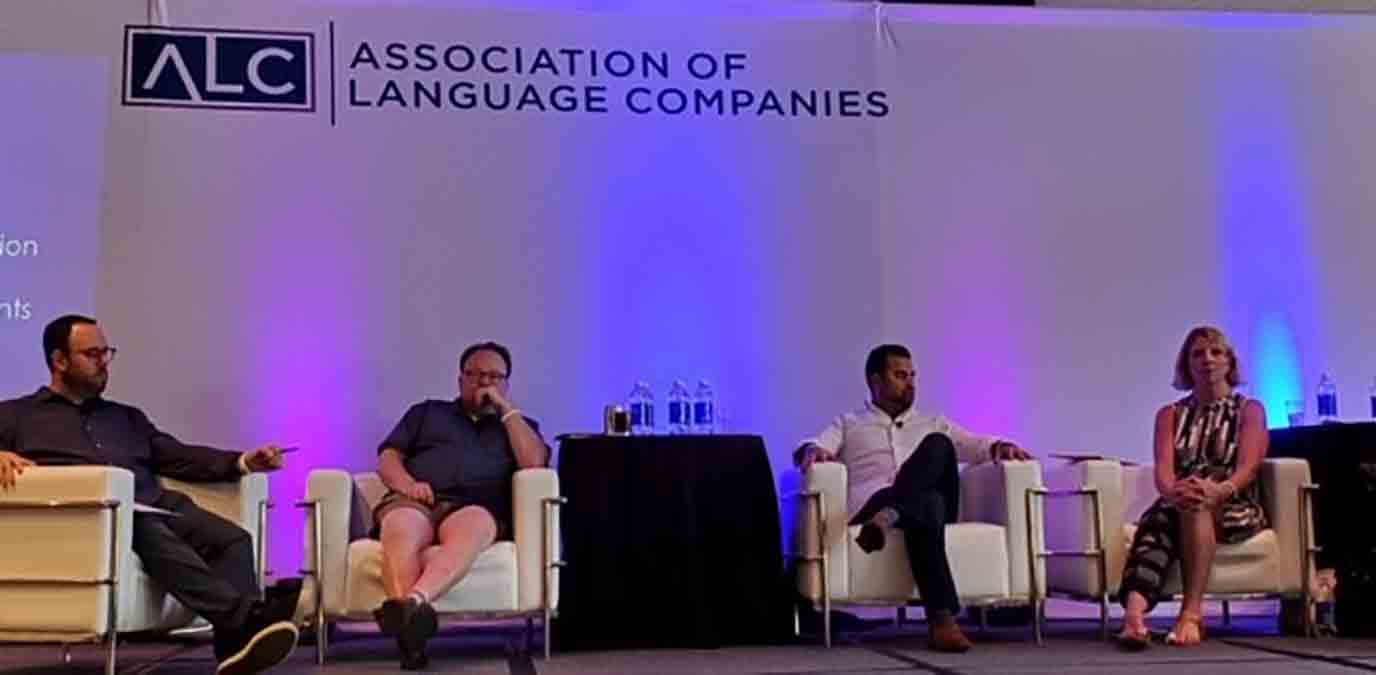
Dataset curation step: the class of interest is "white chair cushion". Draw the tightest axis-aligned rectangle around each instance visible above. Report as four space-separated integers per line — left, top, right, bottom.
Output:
1121 524 1280 595
846 522 1009 602
341 540 519 615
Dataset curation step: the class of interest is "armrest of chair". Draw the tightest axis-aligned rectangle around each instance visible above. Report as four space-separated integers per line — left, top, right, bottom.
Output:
160 473 268 530
797 461 848 602
0 466 137 634
1041 459 1125 596
959 460 1045 598
160 473 270 564
301 469 355 616
513 468 561 612
1260 458 1314 594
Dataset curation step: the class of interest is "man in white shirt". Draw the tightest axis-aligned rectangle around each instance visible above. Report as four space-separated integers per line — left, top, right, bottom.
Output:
795 344 1030 652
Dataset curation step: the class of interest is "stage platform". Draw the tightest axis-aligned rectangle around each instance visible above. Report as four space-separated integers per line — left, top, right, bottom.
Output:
3 603 1374 674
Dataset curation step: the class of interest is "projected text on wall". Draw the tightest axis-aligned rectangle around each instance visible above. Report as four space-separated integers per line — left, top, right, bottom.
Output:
0 54 106 396
0 234 39 321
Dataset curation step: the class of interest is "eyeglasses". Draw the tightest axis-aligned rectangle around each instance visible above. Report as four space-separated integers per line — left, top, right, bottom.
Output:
74 347 118 363
462 370 508 382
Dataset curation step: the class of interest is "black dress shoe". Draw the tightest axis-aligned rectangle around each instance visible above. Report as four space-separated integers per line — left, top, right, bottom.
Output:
855 522 886 553
373 598 407 636
397 636 429 670
396 598 438 670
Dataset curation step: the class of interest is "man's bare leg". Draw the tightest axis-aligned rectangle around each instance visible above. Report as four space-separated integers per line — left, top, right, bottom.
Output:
411 506 498 602
380 508 435 600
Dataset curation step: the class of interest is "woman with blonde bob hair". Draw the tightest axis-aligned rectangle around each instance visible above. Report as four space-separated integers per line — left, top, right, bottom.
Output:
1116 326 1269 649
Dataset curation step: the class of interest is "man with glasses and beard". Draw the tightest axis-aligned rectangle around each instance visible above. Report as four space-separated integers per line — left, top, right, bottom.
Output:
370 341 550 670
0 315 298 674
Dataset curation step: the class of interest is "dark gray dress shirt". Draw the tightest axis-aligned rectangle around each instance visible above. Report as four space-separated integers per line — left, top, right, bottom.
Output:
0 387 243 504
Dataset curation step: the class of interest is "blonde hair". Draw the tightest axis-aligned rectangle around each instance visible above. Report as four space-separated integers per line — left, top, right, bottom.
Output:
1172 325 1243 391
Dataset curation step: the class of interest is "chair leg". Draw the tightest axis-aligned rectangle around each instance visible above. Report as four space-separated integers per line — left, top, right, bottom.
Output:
896 607 906 627
524 617 535 654
105 634 117 675
315 620 330 666
544 607 553 660
1100 594 1110 642
1223 600 1232 627
823 598 832 648
979 606 989 634
1033 599 1045 646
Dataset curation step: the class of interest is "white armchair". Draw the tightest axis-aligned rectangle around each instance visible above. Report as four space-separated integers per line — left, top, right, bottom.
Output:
297 468 563 663
1041 458 1317 639
0 466 270 675
796 460 1046 646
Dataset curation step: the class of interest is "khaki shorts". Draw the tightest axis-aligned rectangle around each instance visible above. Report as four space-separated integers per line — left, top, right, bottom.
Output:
372 488 512 541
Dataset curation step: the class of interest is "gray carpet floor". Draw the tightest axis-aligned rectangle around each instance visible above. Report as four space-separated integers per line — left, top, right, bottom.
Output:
4 609 1375 674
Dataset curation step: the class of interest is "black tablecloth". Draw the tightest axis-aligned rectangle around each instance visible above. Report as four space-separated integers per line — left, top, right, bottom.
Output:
552 434 794 650
1269 422 1376 569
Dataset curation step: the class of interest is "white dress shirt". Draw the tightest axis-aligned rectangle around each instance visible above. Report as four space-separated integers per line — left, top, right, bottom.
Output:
801 400 1003 519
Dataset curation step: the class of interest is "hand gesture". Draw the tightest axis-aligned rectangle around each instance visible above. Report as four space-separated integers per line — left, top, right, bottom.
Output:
799 444 837 475
476 386 513 415
992 441 1032 462
0 450 34 490
401 480 434 505
242 445 287 473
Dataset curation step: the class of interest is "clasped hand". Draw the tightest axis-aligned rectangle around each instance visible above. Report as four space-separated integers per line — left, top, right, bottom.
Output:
1169 476 1229 511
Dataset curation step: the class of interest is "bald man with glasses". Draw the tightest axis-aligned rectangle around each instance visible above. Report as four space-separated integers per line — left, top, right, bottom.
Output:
371 341 550 670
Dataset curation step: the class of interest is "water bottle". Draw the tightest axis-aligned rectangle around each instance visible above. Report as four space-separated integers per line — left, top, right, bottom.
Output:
692 380 717 434
1316 373 1338 423
1369 376 1376 419
667 379 691 434
627 381 655 435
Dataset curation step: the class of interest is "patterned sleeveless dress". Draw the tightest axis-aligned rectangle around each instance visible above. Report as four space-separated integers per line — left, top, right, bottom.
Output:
1168 392 1267 543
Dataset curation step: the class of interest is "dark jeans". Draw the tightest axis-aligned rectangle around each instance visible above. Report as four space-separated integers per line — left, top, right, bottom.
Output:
857 433 962 615
131 490 259 631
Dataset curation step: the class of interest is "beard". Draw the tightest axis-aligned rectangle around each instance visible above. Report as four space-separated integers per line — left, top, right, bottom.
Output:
62 369 107 399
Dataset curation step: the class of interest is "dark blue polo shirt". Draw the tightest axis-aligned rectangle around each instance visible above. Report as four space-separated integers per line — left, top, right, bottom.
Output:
0 387 242 503
379 399 546 498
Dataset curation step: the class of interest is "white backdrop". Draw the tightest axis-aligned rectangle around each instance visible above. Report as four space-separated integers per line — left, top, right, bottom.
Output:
3 0 1375 575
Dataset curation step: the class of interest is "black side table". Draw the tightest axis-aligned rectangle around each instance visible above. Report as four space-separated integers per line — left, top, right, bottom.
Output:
552 434 794 650
1269 422 1376 569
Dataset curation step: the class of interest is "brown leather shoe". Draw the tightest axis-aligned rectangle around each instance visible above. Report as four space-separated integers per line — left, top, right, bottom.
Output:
928 621 973 653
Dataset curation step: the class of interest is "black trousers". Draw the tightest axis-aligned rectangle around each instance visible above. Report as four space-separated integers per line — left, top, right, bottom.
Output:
857 433 962 615
131 490 259 630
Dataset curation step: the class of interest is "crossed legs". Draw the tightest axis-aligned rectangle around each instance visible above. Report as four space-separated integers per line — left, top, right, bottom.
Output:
849 433 969 651
381 505 499 601
377 505 498 668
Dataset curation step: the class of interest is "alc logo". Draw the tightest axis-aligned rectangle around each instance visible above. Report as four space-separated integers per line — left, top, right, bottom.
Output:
123 26 314 112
